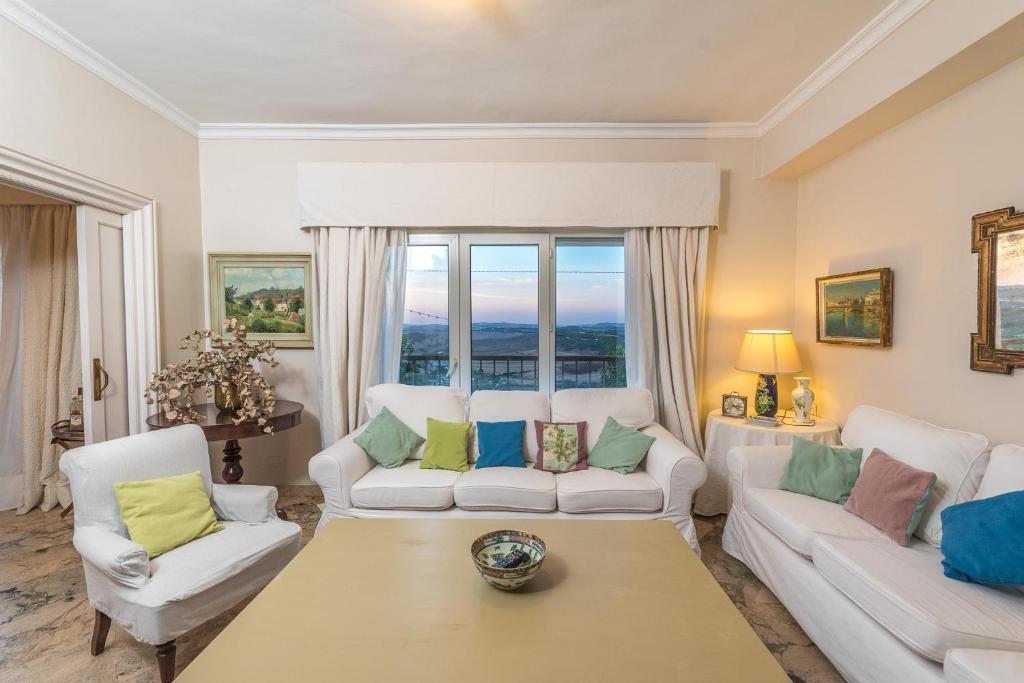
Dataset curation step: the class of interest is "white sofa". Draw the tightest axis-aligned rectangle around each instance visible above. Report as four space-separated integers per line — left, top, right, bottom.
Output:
309 384 707 551
723 405 1024 683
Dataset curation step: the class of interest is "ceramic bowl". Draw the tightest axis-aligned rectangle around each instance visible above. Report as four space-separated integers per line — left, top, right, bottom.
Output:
470 529 546 591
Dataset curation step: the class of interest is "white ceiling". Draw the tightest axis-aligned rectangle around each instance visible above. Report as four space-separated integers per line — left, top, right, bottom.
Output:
17 0 889 125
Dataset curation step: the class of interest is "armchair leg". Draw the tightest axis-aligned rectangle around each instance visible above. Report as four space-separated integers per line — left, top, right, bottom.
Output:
155 640 177 683
90 610 111 656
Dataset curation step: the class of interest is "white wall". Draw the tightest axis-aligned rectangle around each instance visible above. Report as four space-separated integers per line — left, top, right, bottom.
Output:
0 17 204 360
199 138 798 484
794 56 1024 444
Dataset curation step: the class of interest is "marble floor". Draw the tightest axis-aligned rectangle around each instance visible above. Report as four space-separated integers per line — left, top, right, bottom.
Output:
0 489 841 682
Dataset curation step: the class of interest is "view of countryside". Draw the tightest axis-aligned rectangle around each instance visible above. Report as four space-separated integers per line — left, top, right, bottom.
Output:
223 266 306 334
400 242 625 390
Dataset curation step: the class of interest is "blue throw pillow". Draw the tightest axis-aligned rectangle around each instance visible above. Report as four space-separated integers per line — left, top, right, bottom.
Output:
940 491 1024 586
475 420 526 468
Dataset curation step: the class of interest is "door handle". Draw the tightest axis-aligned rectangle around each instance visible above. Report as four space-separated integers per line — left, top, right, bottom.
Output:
92 358 110 401
446 359 458 380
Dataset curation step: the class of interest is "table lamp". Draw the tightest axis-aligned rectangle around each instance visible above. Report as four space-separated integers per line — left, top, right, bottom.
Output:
735 330 802 417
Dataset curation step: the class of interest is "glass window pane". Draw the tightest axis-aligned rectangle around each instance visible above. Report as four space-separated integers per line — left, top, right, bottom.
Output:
470 244 539 391
555 240 625 389
400 245 450 385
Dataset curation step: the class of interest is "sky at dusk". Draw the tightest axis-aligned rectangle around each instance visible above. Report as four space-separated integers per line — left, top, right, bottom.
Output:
402 242 624 326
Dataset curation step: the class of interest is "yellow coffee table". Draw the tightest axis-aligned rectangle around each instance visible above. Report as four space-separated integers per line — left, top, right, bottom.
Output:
179 519 788 682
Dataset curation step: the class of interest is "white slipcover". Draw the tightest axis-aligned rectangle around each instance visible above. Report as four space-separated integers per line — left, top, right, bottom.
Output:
813 537 1024 662
975 443 1024 500
454 466 555 512
364 383 467 458
841 406 990 546
552 387 655 450
60 425 301 645
945 649 1024 683
556 468 663 513
309 386 707 552
742 488 891 558
351 461 459 510
468 390 550 462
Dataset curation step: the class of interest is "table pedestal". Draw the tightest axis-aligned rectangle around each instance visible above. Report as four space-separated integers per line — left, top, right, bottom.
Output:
221 439 244 484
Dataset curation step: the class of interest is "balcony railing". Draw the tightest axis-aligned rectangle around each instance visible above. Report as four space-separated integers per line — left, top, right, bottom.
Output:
399 354 625 390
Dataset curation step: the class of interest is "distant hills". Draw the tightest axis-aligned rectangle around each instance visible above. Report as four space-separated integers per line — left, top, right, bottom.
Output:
403 322 624 357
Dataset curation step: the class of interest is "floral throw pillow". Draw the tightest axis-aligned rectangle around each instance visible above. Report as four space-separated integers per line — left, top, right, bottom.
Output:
533 421 588 472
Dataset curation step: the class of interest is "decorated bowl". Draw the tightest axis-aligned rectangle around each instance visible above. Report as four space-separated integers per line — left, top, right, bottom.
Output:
470 529 546 591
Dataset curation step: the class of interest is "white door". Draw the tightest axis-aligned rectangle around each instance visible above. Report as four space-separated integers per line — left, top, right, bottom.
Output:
76 205 130 443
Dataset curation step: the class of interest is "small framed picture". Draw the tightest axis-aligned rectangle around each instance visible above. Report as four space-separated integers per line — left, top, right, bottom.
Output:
816 268 893 347
208 253 313 348
722 392 748 418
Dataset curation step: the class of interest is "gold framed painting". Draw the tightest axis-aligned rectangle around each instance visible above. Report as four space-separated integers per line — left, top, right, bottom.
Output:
971 206 1024 373
815 268 893 347
208 253 313 348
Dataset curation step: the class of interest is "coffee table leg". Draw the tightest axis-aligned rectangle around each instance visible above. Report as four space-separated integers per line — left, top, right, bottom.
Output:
222 439 243 483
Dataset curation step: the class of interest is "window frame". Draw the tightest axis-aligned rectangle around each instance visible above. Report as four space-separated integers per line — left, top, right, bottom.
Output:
403 230 625 395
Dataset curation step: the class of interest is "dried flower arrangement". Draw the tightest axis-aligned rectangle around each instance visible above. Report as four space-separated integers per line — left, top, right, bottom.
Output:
145 319 279 432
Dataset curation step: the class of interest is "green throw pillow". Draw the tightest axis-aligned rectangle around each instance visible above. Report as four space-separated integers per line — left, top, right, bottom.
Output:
113 471 222 558
588 417 656 474
354 406 425 468
420 417 471 472
780 436 863 504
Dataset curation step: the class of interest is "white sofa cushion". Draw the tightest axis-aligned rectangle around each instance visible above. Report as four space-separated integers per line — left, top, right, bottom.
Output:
743 488 890 558
975 444 1024 500
364 384 467 459
350 462 459 510
552 388 655 450
468 390 550 462
841 405 990 546
813 537 1024 662
454 466 556 512
555 468 663 513
945 648 1024 683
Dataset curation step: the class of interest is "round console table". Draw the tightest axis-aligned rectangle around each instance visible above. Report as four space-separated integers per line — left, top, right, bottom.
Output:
145 400 303 484
693 409 840 517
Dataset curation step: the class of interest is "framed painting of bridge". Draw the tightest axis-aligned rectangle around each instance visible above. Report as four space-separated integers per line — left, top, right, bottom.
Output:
816 268 893 347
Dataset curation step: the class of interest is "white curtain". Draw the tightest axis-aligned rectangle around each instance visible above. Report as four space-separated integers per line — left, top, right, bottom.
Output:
0 206 80 513
310 226 407 447
0 208 29 511
625 226 711 455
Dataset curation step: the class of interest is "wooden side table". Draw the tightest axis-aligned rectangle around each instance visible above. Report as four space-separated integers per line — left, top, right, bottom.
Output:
51 420 85 519
145 400 303 484
694 409 840 516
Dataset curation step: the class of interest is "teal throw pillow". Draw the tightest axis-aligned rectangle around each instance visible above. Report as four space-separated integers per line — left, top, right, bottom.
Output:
780 436 863 504
353 406 425 468
588 417 656 474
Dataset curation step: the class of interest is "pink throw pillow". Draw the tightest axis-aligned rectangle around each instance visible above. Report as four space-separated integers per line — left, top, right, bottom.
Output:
844 448 937 546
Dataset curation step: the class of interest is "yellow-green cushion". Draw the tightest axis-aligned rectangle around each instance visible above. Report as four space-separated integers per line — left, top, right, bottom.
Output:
419 417 471 472
113 471 222 558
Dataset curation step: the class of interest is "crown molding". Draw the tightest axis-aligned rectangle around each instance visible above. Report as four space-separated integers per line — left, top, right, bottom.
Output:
197 122 761 140
2 0 932 142
0 0 199 135
757 0 932 135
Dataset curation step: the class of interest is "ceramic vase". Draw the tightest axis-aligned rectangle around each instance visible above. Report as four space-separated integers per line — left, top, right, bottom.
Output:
791 377 815 425
214 383 240 412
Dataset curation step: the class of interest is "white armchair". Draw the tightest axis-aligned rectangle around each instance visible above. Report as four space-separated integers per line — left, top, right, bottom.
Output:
60 424 301 682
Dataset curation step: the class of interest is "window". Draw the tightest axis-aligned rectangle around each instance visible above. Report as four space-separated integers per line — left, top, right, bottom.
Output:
554 239 625 389
400 233 625 394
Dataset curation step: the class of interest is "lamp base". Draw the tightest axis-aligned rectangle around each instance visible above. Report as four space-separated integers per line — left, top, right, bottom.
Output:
755 373 778 417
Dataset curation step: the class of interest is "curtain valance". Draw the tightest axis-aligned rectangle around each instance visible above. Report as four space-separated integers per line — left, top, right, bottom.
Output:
298 162 719 229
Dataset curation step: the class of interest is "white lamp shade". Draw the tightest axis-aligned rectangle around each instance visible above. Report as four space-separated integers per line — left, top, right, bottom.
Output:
735 330 802 375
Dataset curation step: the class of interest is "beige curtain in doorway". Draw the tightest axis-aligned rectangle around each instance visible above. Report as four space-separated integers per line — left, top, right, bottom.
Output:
308 226 407 447
624 226 711 456
16 206 80 513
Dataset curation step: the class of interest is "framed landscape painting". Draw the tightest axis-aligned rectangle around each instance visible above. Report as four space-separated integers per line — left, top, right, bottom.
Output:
816 268 893 347
971 206 1024 373
208 253 313 348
